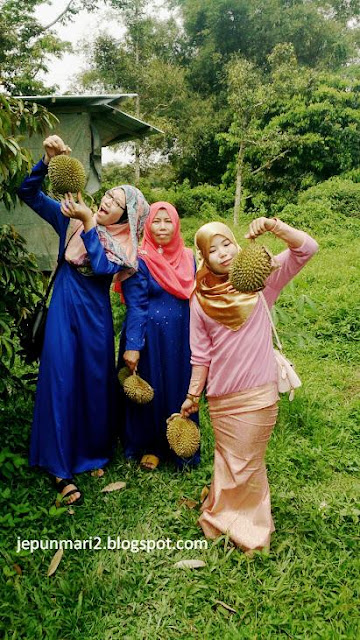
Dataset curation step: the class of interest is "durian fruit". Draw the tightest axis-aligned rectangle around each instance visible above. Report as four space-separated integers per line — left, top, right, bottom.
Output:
118 366 132 387
48 155 86 194
230 242 272 293
123 373 154 404
166 413 200 458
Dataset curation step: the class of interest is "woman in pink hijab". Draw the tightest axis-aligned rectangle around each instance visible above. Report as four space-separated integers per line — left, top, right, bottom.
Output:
117 202 200 470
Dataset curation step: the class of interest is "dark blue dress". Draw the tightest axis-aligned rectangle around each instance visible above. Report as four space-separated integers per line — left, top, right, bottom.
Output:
118 258 200 467
18 160 122 478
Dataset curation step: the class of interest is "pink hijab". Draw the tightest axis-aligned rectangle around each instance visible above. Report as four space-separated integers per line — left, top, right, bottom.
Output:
138 202 195 300
64 185 150 282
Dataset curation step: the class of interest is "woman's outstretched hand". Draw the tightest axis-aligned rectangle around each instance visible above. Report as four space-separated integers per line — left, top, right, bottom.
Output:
123 350 140 373
245 217 276 239
43 135 71 165
61 193 95 232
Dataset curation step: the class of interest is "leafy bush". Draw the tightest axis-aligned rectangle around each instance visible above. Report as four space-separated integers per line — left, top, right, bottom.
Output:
298 177 360 218
0 95 57 208
279 175 360 233
0 225 42 398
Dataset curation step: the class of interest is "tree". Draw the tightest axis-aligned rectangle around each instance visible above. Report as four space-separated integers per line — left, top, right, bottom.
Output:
174 0 359 100
0 0 102 94
80 1 193 182
0 95 57 207
219 53 292 224
219 44 360 218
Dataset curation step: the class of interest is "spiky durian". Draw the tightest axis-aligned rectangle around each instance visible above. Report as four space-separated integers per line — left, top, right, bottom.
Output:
48 155 86 194
123 373 154 404
230 243 272 293
118 366 132 387
166 414 200 458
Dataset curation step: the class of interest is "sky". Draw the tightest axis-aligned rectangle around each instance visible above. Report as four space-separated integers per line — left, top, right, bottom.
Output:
35 1 122 93
34 1 168 163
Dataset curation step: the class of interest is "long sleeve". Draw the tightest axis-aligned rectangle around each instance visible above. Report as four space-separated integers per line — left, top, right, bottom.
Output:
189 296 212 367
188 365 208 396
263 234 319 307
17 159 68 237
80 228 125 276
121 259 149 350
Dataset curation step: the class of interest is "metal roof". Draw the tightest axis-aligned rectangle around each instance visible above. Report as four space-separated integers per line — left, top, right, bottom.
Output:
16 94 163 142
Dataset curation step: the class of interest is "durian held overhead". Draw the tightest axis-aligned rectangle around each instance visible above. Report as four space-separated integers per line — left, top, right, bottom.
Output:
123 372 154 404
229 239 273 293
166 413 200 459
48 154 87 194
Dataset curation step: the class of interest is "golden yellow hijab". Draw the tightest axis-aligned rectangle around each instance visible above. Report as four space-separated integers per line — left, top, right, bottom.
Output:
194 222 258 331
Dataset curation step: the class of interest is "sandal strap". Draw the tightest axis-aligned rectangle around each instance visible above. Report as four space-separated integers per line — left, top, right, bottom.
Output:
62 488 81 500
54 478 74 493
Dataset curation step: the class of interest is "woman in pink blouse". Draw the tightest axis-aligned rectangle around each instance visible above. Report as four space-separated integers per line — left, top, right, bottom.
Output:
181 217 318 552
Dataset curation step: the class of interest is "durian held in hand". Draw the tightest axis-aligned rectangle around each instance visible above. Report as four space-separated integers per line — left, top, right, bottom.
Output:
123 372 154 404
48 155 86 195
118 366 132 387
166 413 200 459
229 240 273 293
42 134 86 194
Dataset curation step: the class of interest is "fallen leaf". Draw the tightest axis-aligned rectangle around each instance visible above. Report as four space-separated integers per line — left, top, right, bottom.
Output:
13 563 22 576
91 468 105 478
174 559 206 569
214 600 236 614
47 548 63 577
178 497 198 509
200 486 209 503
101 481 126 493
68 507 75 515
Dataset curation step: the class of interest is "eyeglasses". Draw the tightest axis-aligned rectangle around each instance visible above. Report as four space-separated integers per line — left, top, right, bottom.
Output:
105 190 126 211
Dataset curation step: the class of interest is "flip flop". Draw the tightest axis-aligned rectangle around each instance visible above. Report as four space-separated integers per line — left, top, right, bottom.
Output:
140 454 160 471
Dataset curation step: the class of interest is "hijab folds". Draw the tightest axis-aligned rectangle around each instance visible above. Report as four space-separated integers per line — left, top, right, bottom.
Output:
65 185 150 282
194 222 259 331
138 201 195 300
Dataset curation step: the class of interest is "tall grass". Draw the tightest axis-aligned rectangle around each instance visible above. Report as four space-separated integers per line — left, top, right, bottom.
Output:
1 217 359 639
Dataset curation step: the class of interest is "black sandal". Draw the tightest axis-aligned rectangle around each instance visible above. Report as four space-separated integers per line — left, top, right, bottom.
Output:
53 477 83 505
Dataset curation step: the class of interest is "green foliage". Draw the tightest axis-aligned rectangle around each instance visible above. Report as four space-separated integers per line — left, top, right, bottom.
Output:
0 0 102 94
0 225 42 398
0 95 57 207
279 175 360 235
1 214 360 638
179 0 358 88
299 176 360 217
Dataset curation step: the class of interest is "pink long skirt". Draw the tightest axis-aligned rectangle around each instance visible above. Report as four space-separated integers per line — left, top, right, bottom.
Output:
199 383 279 551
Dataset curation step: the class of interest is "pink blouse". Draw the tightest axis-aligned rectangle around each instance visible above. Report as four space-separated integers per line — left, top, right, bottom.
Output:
190 235 319 397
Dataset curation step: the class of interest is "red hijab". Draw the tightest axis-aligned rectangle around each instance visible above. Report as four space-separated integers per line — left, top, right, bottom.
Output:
138 202 195 299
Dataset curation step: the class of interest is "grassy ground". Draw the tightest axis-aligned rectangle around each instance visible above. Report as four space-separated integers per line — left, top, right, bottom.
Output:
1 216 359 639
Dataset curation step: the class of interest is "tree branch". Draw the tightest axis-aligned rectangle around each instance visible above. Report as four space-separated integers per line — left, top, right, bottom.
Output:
42 0 75 30
250 149 290 176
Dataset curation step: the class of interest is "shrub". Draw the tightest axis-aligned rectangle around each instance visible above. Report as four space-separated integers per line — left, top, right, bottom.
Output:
298 177 360 218
137 180 234 219
0 225 42 398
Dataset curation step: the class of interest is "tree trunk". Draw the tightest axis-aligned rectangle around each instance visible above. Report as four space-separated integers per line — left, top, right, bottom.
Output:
233 143 244 225
134 33 141 186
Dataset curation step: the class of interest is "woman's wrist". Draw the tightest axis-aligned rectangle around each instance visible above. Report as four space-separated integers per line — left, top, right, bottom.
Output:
186 393 200 404
269 217 283 235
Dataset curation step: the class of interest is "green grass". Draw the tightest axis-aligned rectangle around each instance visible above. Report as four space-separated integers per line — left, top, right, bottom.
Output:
1 217 359 639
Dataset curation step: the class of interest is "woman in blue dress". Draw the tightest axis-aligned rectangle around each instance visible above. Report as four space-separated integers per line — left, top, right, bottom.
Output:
118 201 200 470
18 135 149 503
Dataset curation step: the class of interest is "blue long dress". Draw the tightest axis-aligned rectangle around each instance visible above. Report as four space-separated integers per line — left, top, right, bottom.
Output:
18 160 123 478
118 258 200 467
